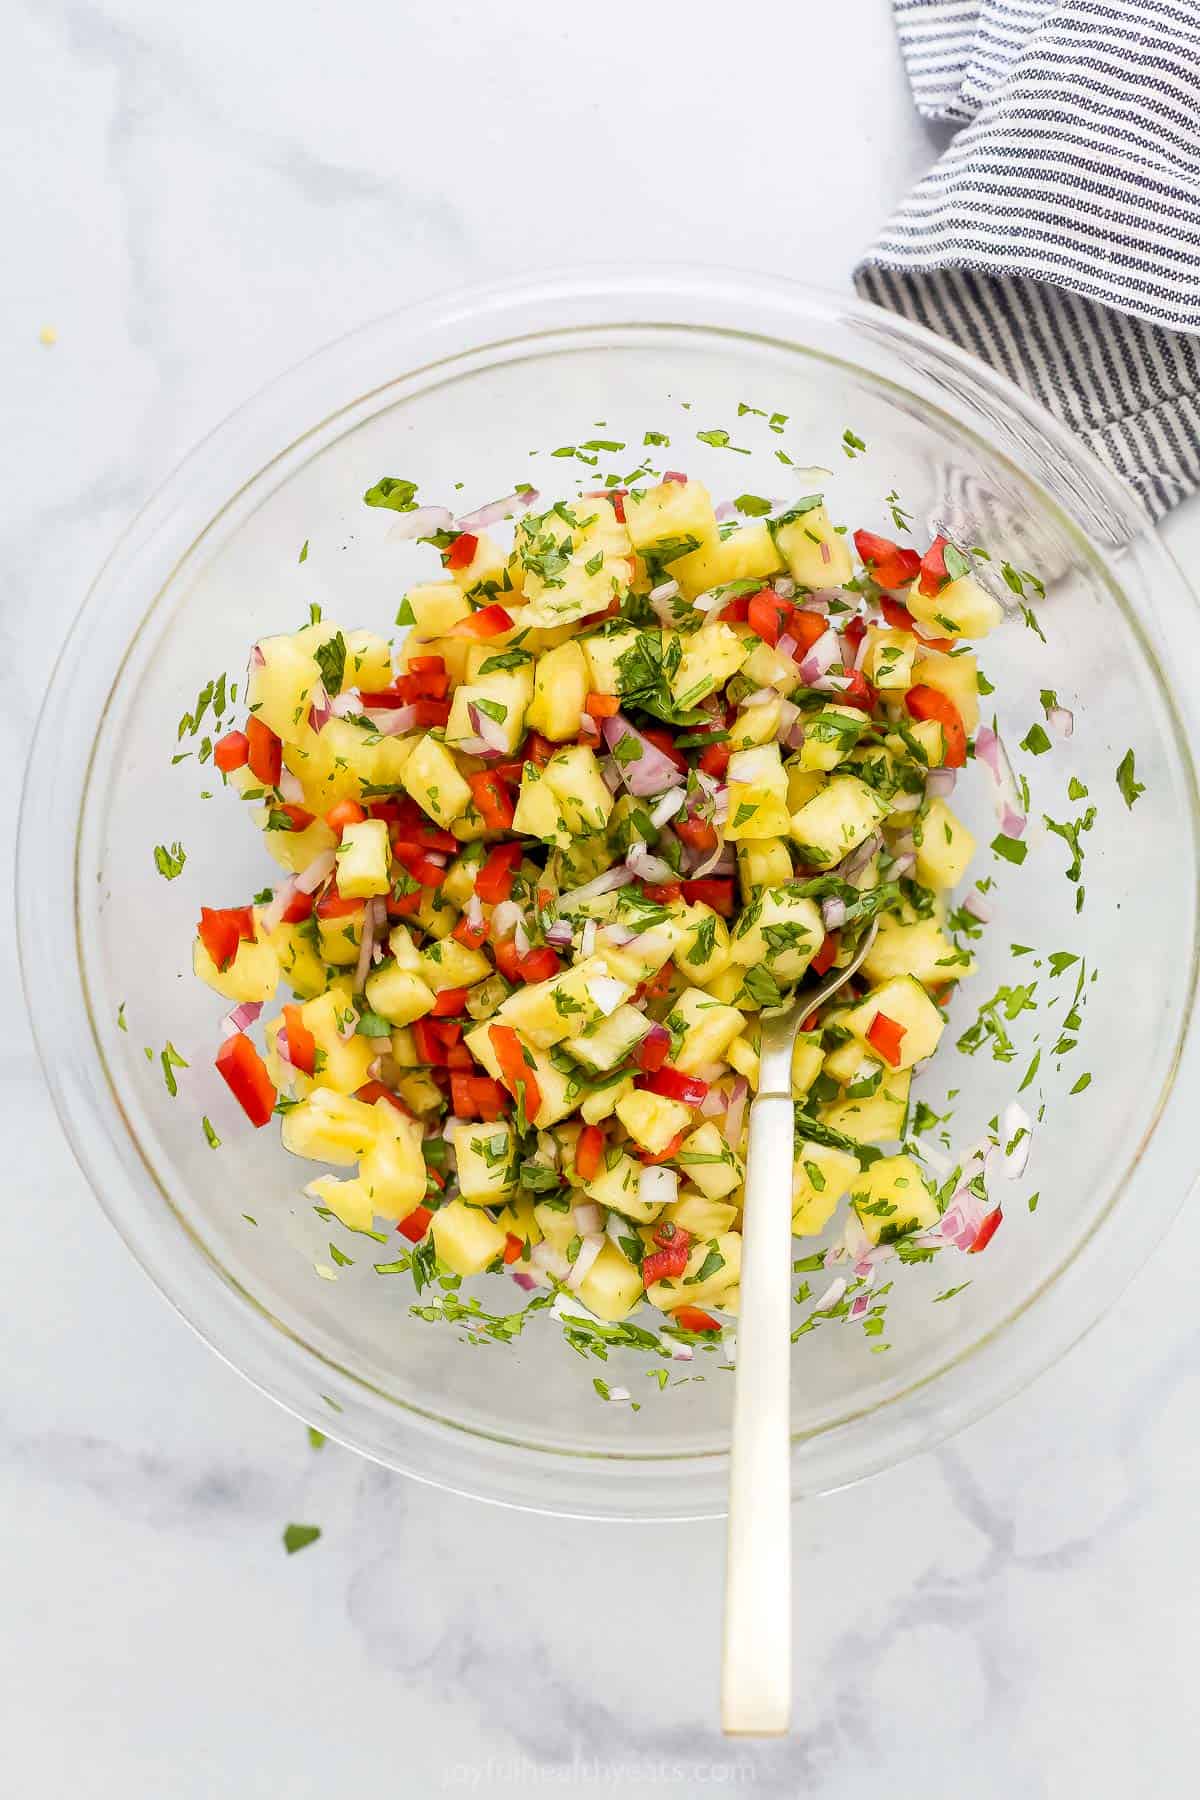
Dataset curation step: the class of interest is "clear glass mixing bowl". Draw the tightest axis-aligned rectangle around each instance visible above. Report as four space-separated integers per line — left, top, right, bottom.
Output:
18 270 1200 1518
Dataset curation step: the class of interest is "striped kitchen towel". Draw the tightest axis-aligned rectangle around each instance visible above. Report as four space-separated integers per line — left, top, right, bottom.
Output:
855 0 1200 518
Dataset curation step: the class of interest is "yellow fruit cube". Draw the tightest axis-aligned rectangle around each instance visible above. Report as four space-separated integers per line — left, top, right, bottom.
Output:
863 626 917 692
772 502 853 588
646 1230 741 1312
906 570 1003 638
671 518 783 597
577 1241 643 1322
281 1088 380 1165
193 925 280 1005
844 975 946 1069
667 987 745 1073
247 633 322 743
669 623 748 707
672 903 733 987
363 962 436 1027
791 1142 860 1236
851 1154 939 1243
796 705 868 773
790 774 888 867
334 818 391 898
584 1151 666 1222
624 478 717 558
679 1122 743 1199
915 798 975 890
453 1122 517 1205
431 1198 507 1277
911 648 980 732
401 734 471 824
526 641 589 740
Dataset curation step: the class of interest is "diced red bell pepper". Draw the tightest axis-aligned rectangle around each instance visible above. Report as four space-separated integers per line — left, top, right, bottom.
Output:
386 806 458 853
489 1023 542 1120
636 1030 671 1074
642 1241 690 1285
575 1124 604 1182
526 732 557 767
409 698 452 727
653 1219 690 1253
215 1032 276 1128
468 770 516 832
680 878 735 917
476 841 525 905
503 1232 524 1265
315 891 364 920
637 1065 709 1107
397 1205 433 1243
839 669 877 713
673 1305 721 1333
448 602 513 638
355 1080 414 1116
198 905 256 972
789 609 831 656
675 815 718 853
880 595 953 653
664 470 688 484
324 799 366 837
246 716 282 787
444 531 479 571
393 843 447 889
453 913 488 951
517 946 561 983
747 589 792 646
639 725 687 773
281 887 314 924
642 882 682 904
697 741 731 778
632 1129 686 1165
969 1208 1004 1254
905 684 966 768
866 1011 906 1067
588 486 627 522
281 1003 317 1076
275 802 315 832
430 987 469 1017
214 729 250 773
639 964 675 1002
450 1072 510 1120
917 535 950 598
492 937 525 984
853 529 922 591
841 614 868 654
386 887 422 918
810 931 839 977
585 692 620 719
718 594 751 624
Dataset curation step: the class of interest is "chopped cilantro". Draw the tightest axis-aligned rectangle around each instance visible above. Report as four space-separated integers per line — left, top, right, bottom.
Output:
363 476 419 512
153 840 187 880
1115 749 1144 809
282 1523 321 1555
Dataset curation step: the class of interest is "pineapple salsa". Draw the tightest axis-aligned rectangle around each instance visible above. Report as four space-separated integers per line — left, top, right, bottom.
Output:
195 470 1014 1356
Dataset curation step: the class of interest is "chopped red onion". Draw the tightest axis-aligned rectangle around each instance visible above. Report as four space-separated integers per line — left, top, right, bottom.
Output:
725 1075 749 1148
467 702 509 754
510 1271 538 1292
625 839 676 885
797 628 841 685
925 767 957 800
775 698 803 750
650 787 686 830
490 898 526 941
964 887 993 924
638 1164 678 1208
836 831 883 880
742 686 777 708
296 848 337 894
821 896 847 931
275 1024 293 1065
689 826 729 880
362 704 421 736
776 634 798 662
600 922 635 947
533 1241 571 1280
814 1277 847 1314
464 891 485 936
713 500 737 523
974 725 1026 836
579 712 601 744
820 540 832 565
307 683 333 732
573 1201 604 1235
565 1233 606 1291
513 918 531 959
556 865 635 910
890 850 916 877
699 1086 729 1118
1047 705 1074 738
222 999 263 1036
773 577 796 600
602 713 685 798
580 919 597 956
586 974 628 1017
352 897 385 997
386 505 455 541
544 918 574 948
328 691 360 719
455 488 539 531
259 878 296 934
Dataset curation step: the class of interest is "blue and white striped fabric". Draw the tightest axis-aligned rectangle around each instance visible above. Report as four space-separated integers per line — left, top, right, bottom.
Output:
855 0 1200 517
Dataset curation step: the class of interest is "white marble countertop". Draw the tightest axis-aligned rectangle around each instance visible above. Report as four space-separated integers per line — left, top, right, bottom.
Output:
6 1 1200 1793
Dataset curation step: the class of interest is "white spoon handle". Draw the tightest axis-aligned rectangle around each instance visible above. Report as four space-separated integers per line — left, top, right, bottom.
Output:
721 1090 794 1736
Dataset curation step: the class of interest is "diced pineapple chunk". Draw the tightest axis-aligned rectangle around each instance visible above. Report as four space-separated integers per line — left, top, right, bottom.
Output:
542 745 614 834
671 518 784 598
736 838 792 900
511 763 570 845
335 818 391 898
461 1023 579 1128
247 633 322 743
820 1068 910 1144
791 1033 825 1100
295 988 377 1093
494 957 615 1049
729 701 783 751
453 1121 517 1205
616 1088 691 1156
577 1240 643 1322
261 816 339 876
404 582 471 637
268 917 327 1000
401 734 471 824
646 1230 741 1312
772 502 854 588
581 625 640 697
785 763 827 814
316 902 363 967
915 798 975 890
445 665 534 756
526 641 589 741
564 1003 649 1073
845 974 946 1070
358 1104 427 1222
579 1077 635 1124
791 1142 860 1236
511 496 632 629
306 1174 375 1234
790 774 888 867
912 648 980 732
851 1154 938 1243
669 623 748 707
796 705 869 773
449 531 512 597
432 1198 507 1277
907 571 1003 638
862 914 973 986
667 987 745 1073
679 1122 744 1199
281 1088 380 1165
585 1151 665 1222
726 742 792 840
624 478 717 560
863 626 918 691
193 925 280 1005
418 936 493 992
663 1192 739 1238
672 903 733 986
728 888 823 981
363 962 436 1027
728 1031 760 1088
596 921 684 988
344 630 393 692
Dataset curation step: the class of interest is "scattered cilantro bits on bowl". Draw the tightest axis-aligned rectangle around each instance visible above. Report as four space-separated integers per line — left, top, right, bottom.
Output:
185 464 1068 1373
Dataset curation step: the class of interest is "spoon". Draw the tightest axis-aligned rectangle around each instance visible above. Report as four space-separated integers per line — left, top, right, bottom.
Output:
721 920 879 1736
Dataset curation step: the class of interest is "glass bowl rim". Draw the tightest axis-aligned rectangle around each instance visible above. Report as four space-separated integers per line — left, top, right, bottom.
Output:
17 264 1200 1520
